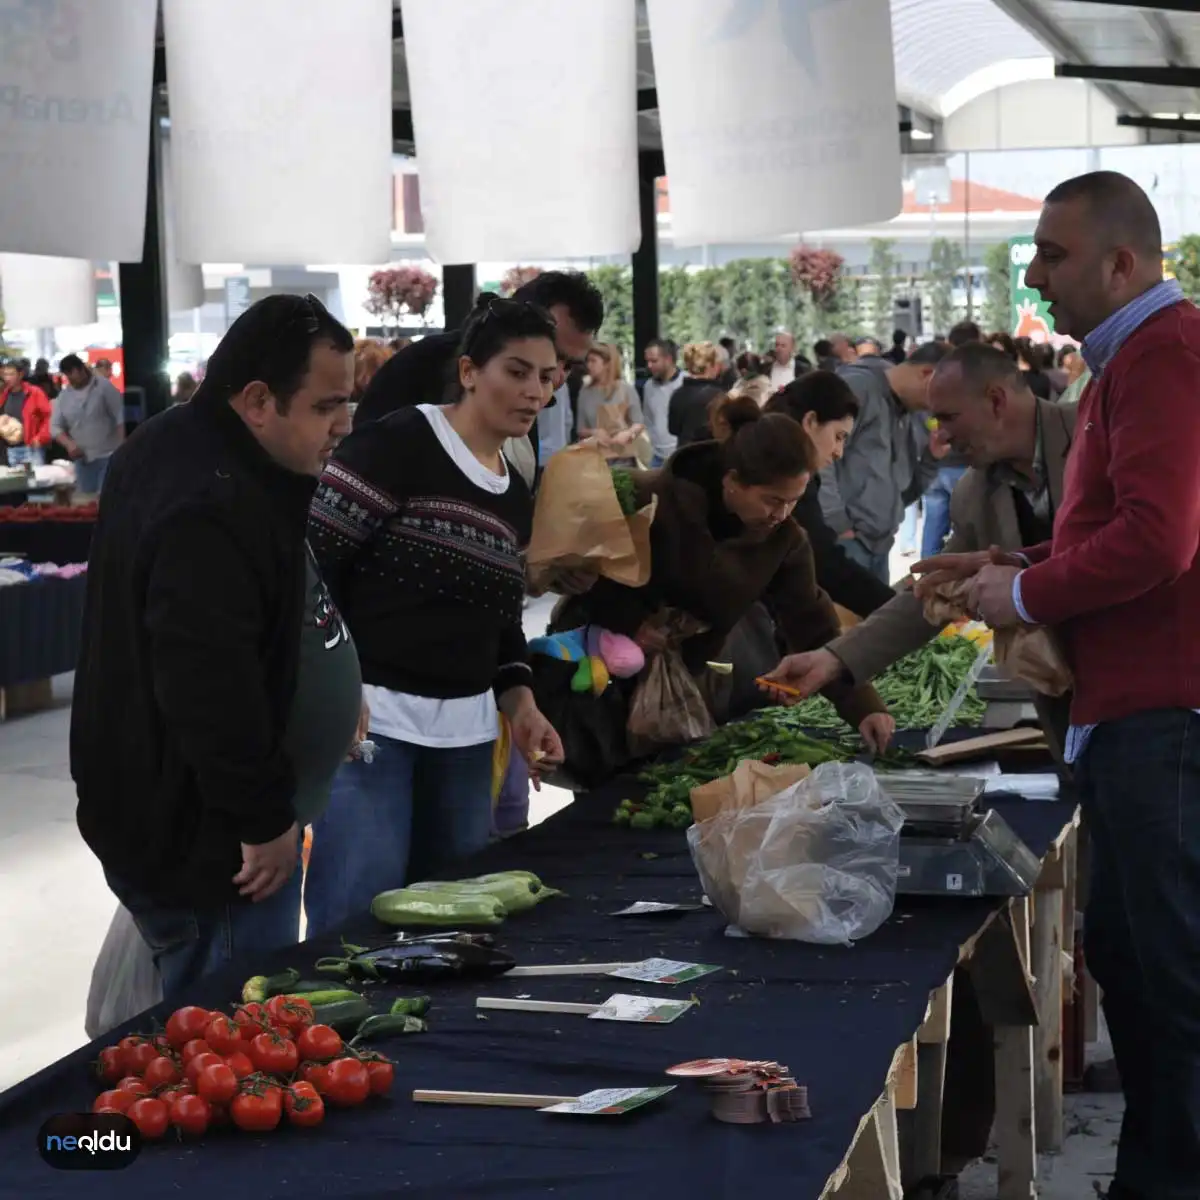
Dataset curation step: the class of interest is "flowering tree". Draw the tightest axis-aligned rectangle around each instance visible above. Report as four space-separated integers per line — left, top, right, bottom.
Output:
788 245 845 309
499 265 542 296
364 265 439 329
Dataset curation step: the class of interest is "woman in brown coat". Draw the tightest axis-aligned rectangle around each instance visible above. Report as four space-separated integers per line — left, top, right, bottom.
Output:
558 396 895 752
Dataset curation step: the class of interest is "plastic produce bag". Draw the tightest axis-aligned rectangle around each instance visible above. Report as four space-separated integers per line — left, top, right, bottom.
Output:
626 609 716 756
687 762 905 946
85 905 162 1040
922 579 1073 697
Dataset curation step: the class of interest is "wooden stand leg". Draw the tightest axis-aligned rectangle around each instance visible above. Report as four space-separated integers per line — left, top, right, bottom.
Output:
995 897 1038 1200
901 974 954 1186
1033 855 1066 1151
0 677 53 721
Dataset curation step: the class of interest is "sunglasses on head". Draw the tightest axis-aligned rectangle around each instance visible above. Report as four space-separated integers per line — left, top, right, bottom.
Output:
464 297 558 354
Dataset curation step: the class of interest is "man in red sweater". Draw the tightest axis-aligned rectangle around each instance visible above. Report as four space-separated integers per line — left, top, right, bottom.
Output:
921 171 1200 1200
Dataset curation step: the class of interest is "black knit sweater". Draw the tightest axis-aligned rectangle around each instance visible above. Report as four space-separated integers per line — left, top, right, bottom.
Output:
308 407 532 701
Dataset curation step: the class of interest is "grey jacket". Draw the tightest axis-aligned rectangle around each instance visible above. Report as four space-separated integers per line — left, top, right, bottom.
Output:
818 357 934 555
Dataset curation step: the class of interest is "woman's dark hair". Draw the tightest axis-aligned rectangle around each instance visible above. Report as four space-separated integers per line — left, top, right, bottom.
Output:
452 293 558 398
511 271 604 336
735 350 764 377
766 370 860 426
1056 344 1078 367
717 395 817 484
199 293 353 411
988 331 1018 361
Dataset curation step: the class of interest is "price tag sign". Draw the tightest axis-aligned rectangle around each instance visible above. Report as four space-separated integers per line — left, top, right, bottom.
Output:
610 901 705 916
609 958 721 985
589 994 696 1024
540 1086 676 1115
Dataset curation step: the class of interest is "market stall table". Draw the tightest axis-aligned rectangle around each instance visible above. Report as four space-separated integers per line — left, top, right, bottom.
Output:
0 767 1077 1200
0 504 96 564
0 573 87 719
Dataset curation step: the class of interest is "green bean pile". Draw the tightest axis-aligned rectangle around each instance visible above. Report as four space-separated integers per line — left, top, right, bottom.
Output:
781 635 988 732
611 468 639 516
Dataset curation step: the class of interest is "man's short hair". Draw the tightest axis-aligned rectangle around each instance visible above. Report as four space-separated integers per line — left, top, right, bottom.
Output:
947 320 982 348
200 294 354 411
646 337 677 361
59 353 85 374
1044 170 1163 256
512 270 604 335
813 339 834 359
936 341 1027 393
905 341 950 367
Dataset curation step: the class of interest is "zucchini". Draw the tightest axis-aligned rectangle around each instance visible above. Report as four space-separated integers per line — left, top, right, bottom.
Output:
407 875 558 916
241 968 300 1004
349 1012 427 1045
309 996 374 1036
370 887 505 928
284 988 363 1008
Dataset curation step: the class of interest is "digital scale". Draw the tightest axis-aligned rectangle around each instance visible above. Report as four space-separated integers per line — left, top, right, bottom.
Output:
975 665 1039 730
878 773 1042 898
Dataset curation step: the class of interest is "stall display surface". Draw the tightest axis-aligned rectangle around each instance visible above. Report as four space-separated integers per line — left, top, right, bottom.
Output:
0 757 1076 1200
0 504 96 564
0 571 87 719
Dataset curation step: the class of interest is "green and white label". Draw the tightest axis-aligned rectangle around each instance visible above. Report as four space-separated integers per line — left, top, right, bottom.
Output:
609 958 721 985
589 993 696 1024
540 1086 676 1115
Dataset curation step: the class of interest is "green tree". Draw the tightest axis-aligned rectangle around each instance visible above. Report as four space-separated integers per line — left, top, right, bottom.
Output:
658 266 698 345
982 241 1011 334
1172 233 1200 303
868 238 899 340
926 238 965 337
823 274 864 340
691 268 725 347
586 264 633 367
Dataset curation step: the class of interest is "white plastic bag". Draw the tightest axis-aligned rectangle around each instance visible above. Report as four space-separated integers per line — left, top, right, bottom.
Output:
687 762 905 946
85 905 163 1040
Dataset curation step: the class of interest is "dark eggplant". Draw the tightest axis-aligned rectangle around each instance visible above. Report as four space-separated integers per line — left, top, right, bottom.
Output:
315 940 515 983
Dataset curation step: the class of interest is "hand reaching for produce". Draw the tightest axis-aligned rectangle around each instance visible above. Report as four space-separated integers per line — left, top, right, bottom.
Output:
757 649 843 703
501 687 564 789
346 696 371 761
966 564 1021 628
234 822 299 902
858 712 896 756
911 545 1024 601
550 566 599 596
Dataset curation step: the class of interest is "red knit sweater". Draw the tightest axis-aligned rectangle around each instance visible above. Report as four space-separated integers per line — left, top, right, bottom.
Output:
1020 300 1200 725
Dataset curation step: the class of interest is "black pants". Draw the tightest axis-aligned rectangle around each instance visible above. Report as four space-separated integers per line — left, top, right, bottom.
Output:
1077 709 1200 1198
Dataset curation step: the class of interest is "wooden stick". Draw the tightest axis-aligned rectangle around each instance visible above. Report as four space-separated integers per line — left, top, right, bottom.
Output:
506 963 632 977
476 997 601 1015
413 1089 576 1108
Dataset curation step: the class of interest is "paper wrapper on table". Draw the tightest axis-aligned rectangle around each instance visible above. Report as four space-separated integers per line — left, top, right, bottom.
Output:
689 759 813 824
627 610 716 756
687 762 904 946
525 443 656 591
921 579 1073 697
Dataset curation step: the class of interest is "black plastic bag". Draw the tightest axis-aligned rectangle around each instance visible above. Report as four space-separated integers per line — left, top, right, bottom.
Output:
530 655 631 789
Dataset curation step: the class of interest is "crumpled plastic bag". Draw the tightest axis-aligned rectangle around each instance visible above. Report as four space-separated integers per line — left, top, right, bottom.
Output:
626 609 716 756
687 762 905 946
922 578 1073 697
85 905 162 1041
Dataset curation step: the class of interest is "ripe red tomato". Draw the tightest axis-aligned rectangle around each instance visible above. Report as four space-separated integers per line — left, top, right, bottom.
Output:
116 1035 144 1068
196 1062 239 1105
224 1050 255 1080
181 1039 213 1064
115 1076 150 1097
284 1082 325 1128
168 1092 211 1138
296 1024 343 1063
249 1031 299 1077
142 1056 181 1089
265 995 314 1036
95 1046 125 1084
93 1089 136 1114
234 1004 270 1042
185 1052 225 1086
322 1058 370 1108
165 1006 213 1050
365 1059 394 1096
230 1088 282 1132
298 1062 329 1092
127 1097 170 1140
204 1014 243 1056
124 1042 163 1077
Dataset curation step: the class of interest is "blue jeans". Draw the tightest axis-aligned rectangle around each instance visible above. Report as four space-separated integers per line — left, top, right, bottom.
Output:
897 501 920 553
75 454 111 495
104 862 303 1003
6 444 45 467
920 466 968 559
303 734 495 938
1076 710 1200 1198
840 536 891 584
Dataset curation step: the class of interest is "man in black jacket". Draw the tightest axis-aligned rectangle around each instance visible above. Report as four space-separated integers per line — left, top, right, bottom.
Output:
72 295 358 998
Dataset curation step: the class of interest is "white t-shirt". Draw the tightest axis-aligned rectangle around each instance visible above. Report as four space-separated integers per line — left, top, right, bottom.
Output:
770 360 796 390
363 405 508 749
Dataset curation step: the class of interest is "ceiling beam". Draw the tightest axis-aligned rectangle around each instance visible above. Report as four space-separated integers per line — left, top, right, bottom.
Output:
1057 62 1200 87
1053 0 1200 11
989 0 1147 115
1117 114 1200 132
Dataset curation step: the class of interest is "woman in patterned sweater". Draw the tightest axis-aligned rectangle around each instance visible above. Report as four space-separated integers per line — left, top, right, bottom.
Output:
304 297 565 935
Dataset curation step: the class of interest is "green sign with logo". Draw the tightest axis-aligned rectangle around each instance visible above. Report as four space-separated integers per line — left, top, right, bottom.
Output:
1009 236 1054 342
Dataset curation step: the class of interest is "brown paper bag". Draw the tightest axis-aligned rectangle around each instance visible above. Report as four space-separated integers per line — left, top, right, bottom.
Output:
596 400 630 436
626 610 716 755
922 579 1073 697
689 759 813 824
526 442 656 590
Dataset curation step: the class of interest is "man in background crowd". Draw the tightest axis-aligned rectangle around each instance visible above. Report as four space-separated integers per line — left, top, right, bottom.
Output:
820 342 945 580
947 320 982 348
768 330 799 389
642 338 683 466
717 336 739 389
855 336 883 357
883 328 908 364
51 354 125 496
0 358 53 467
28 357 59 400
93 358 114 383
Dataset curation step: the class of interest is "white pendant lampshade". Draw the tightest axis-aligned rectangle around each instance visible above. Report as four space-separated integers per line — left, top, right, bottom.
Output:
0 254 97 328
0 0 157 260
400 0 641 263
647 0 903 244
162 0 394 265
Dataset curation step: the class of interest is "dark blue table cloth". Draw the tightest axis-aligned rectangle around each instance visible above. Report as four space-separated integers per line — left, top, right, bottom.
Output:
0 574 86 688
0 767 1075 1200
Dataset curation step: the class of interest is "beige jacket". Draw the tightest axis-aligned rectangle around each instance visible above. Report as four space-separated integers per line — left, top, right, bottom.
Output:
829 397 1077 684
